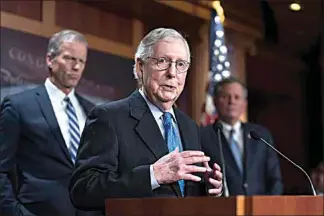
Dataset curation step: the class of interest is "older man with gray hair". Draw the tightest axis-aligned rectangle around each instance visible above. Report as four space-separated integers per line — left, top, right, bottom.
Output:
0 29 99 215
69 27 223 212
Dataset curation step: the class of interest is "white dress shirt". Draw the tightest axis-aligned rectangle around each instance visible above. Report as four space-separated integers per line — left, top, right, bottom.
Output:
45 78 87 149
220 120 244 155
139 89 182 190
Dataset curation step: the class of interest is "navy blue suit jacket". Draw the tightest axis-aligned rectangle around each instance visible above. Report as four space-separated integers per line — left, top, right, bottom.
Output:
201 121 283 195
69 91 206 211
0 85 101 216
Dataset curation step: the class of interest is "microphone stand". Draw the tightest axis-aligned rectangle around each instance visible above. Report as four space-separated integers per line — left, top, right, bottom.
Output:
217 125 230 197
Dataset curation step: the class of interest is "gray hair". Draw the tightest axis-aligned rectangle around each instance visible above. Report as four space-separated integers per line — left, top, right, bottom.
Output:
133 28 191 80
214 77 248 98
47 29 88 59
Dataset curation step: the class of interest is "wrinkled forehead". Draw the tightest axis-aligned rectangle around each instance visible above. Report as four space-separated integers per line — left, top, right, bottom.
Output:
59 41 87 55
152 38 190 61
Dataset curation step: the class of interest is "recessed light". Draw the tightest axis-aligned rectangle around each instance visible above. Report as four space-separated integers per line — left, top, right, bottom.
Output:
289 2 302 11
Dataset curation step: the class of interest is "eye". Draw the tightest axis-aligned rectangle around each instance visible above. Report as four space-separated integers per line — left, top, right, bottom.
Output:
234 94 242 100
177 61 186 67
157 57 168 64
63 55 76 62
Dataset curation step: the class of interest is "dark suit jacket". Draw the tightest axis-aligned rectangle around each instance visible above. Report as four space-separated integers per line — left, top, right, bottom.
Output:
200 121 283 195
0 85 100 216
69 91 206 211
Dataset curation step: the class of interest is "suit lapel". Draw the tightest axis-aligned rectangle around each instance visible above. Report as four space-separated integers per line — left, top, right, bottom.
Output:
35 86 72 164
214 121 242 177
173 109 193 197
242 124 257 177
75 93 94 114
130 91 169 160
221 132 242 177
174 109 192 151
130 91 182 197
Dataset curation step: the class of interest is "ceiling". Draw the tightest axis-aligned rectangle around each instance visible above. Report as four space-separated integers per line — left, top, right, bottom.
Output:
81 0 323 57
197 0 323 56
79 0 205 37
267 0 323 55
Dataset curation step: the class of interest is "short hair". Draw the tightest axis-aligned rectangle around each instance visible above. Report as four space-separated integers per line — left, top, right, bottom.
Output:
47 29 88 59
133 28 191 81
213 77 248 98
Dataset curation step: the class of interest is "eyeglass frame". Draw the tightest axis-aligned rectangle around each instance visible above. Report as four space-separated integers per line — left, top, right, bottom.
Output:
145 56 190 73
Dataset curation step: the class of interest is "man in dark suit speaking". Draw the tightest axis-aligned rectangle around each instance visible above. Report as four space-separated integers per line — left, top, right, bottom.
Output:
0 30 98 215
201 77 283 195
69 28 223 212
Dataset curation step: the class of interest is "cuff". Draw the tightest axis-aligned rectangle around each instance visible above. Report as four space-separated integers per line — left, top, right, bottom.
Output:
150 165 160 190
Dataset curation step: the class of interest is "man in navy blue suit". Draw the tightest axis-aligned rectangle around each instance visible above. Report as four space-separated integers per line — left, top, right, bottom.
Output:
69 28 224 212
201 77 283 195
0 30 99 215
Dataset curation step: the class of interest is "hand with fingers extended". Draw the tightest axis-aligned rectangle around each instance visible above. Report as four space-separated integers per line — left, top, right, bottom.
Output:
204 162 223 196
152 148 210 184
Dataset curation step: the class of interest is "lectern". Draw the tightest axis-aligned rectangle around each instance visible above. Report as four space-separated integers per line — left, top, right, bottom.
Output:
105 196 323 216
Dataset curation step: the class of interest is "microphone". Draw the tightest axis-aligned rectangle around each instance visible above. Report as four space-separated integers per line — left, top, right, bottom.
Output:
214 123 230 197
249 130 317 196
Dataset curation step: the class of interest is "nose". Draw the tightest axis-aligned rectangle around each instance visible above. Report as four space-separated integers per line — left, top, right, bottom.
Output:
72 62 81 71
166 62 177 78
228 95 234 104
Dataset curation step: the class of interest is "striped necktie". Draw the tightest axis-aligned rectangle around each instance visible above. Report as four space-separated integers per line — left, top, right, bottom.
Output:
64 97 80 163
163 112 185 196
229 128 243 174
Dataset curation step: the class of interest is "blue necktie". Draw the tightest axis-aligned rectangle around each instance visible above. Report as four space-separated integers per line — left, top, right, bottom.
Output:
64 97 80 163
229 129 243 174
163 112 185 196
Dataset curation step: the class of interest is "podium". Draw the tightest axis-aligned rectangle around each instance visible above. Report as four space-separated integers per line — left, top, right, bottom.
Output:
105 196 323 216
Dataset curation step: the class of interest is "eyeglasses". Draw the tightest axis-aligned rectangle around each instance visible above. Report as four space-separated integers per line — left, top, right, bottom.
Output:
147 57 190 73
63 54 86 66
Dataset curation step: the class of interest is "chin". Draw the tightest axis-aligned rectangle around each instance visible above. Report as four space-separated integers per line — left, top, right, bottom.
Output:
64 84 76 89
68 81 79 87
161 93 178 101
156 96 176 103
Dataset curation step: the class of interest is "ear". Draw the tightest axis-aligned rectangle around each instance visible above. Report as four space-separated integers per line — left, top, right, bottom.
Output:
135 58 144 79
243 98 248 111
46 54 53 69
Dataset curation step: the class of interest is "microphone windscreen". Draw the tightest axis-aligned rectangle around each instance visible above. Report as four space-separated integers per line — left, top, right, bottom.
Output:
250 130 262 140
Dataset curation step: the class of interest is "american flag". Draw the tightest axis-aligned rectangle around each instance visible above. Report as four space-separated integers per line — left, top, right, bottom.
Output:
201 2 231 126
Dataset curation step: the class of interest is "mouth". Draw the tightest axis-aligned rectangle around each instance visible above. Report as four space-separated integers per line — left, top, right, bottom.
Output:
161 84 176 91
68 74 80 79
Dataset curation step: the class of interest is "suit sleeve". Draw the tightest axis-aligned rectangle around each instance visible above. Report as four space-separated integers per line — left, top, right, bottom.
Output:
0 97 34 215
264 130 283 195
69 105 153 211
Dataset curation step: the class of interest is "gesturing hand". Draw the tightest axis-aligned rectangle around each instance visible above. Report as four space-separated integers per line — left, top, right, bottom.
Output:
204 162 223 196
152 148 210 185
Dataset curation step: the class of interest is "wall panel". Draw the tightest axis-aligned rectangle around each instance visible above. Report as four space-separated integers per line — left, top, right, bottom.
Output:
0 0 42 21
55 1 132 46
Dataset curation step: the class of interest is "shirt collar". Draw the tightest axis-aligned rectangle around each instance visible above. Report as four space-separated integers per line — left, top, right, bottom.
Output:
45 78 76 102
139 88 176 122
220 120 241 133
